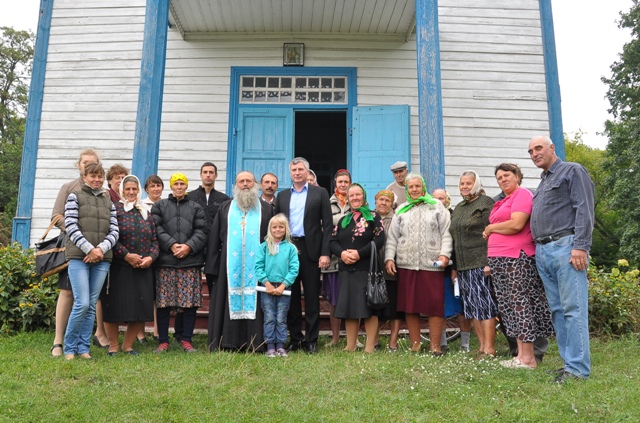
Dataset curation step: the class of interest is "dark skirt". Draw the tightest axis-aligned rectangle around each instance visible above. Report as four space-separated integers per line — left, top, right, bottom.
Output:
458 267 498 320
57 268 71 290
207 275 264 352
101 260 154 322
322 272 340 307
334 271 372 319
397 269 444 317
377 279 404 320
444 274 463 318
488 252 554 342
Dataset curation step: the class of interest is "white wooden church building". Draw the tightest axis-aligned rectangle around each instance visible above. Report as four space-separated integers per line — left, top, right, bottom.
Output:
14 0 564 247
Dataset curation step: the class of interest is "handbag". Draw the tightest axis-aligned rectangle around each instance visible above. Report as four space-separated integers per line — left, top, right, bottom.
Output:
366 241 389 310
35 216 68 278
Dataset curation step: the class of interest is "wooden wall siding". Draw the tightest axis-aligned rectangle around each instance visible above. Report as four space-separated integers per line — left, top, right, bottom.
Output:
157 30 420 193
169 0 415 36
29 0 146 245
438 0 549 200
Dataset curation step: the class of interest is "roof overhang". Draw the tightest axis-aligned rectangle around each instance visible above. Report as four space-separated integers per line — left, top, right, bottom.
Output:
169 0 416 41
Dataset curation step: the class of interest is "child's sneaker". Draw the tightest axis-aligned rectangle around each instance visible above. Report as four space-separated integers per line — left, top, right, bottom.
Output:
267 349 277 358
181 340 197 353
154 342 169 353
277 348 288 357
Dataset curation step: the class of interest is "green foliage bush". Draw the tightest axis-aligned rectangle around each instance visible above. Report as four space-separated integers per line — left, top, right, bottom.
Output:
0 243 57 333
588 259 640 336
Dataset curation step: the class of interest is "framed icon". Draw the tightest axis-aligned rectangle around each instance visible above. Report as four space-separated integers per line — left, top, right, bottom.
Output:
283 43 304 66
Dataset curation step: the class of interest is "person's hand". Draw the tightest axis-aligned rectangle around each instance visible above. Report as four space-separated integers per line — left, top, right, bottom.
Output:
451 269 458 284
482 224 492 240
438 256 449 267
84 247 103 264
125 253 143 267
275 284 286 296
483 265 491 277
318 255 330 269
173 244 192 259
570 249 589 271
265 282 275 294
385 260 396 276
139 257 153 269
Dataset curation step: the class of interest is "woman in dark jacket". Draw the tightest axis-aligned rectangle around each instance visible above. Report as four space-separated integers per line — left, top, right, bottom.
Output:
330 183 385 353
151 173 207 353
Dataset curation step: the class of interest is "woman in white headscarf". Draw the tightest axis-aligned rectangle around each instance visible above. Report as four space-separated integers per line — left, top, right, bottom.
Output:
450 170 498 359
101 175 159 355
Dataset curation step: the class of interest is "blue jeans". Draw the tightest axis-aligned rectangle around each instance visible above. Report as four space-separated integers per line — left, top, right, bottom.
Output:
535 235 590 377
261 288 291 345
64 260 110 355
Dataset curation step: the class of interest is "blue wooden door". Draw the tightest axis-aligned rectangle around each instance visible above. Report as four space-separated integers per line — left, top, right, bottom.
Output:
235 107 293 190
351 105 410 195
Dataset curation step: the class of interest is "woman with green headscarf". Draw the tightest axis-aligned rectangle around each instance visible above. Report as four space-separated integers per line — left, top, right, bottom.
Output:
385 173 453 354
330 183 385 353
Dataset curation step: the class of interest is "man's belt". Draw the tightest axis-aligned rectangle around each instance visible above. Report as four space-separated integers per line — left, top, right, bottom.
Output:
535 229 575 245
291 236 305 242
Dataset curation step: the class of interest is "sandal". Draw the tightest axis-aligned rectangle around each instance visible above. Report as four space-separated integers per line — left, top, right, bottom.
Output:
51 344 63 357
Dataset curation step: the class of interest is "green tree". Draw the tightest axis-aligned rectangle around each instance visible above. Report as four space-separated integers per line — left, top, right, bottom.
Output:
0 26 34 245
602 1 640 267
564 131 620 267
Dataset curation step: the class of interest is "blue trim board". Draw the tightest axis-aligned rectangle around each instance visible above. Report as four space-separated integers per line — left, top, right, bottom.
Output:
226 66 357 194
131 0 169 187
539 0 565 159
415 0 445 192
12 0 54 247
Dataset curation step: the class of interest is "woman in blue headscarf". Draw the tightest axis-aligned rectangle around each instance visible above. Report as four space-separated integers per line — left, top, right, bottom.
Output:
385 173 453 354
330 183 385 353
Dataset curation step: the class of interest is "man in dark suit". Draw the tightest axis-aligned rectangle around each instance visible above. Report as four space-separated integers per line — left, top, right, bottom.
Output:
275 157 333 354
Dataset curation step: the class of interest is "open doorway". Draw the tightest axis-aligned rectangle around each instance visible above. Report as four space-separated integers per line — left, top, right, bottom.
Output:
294 111 347 190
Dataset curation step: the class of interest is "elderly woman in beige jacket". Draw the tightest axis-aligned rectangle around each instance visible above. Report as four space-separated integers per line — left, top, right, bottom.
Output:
385 173 453 354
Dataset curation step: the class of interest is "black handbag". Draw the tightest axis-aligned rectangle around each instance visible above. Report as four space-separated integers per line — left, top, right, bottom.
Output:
366 241 389 310
35 216 68 278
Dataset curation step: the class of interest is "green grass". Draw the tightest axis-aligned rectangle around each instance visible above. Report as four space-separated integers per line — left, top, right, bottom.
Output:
0 332 638 422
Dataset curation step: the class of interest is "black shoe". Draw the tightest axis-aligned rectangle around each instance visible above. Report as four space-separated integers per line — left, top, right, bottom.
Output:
554 371 584 384
286 342 303 353
137 337 148 345
535 354 544 364
92 336 109 349
124 350 140 356
304 343 317 355
545 367 565 376
107 351 118 357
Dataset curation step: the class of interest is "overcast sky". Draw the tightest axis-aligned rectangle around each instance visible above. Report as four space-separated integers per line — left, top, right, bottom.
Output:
0 0 634 150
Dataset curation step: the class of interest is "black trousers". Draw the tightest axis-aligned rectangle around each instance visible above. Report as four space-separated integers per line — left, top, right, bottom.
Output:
157 307 197 344
287 238 321 346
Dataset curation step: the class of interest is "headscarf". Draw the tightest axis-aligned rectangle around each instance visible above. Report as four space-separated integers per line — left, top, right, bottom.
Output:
333 169 351 207
432 189 451 210
459 170 485 202
169 172 188 187
341 183 374 228
308 169 319 186
119 174 148 220
374 189 394 201
396 174 438 215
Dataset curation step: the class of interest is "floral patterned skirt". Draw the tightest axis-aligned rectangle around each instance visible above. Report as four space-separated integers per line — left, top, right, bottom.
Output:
155 266 202 309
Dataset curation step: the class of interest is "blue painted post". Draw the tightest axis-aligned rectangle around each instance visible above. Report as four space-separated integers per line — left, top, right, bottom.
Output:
415 0 445 191
131 0 169 184
12 0 54 247
539 0 565 159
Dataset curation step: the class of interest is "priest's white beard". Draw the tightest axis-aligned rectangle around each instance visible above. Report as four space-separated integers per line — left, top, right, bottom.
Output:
233 185 260 212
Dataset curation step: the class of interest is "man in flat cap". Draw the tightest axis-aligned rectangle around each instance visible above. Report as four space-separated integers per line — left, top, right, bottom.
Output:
386 161 408 209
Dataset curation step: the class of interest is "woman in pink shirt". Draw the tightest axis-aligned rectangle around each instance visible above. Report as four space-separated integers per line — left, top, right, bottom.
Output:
483 163 553 370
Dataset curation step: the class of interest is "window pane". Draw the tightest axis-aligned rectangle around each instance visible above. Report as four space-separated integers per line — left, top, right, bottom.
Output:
242 77 254 88
255 77 267 88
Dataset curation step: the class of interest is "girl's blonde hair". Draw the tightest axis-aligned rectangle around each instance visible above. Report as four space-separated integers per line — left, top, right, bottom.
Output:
265 213 298 255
